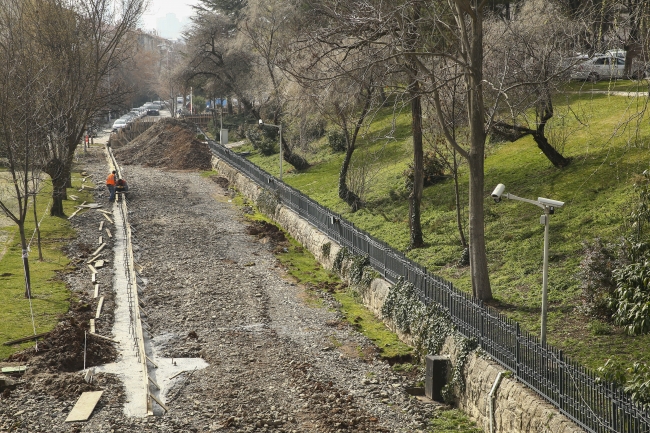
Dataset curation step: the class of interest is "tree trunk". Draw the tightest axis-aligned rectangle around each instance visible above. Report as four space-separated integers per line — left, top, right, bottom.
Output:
467 6 492 301
338 142 362 211
409 85 424 249
453 150 467 249
18 223 32 298
532 131 569 168
32 194 43 261
282 142 310 171
46 158 69 217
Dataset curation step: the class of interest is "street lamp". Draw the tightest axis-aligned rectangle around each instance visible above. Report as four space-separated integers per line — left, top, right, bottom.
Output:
491 184 565 346
259 119 283 180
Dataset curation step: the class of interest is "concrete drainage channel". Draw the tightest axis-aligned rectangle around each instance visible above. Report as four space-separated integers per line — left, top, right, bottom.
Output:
95 145 208 417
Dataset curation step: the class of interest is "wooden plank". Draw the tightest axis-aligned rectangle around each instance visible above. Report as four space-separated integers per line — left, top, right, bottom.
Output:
91 273 96 283
145 355 158 368
87 264 97 274
87 332 118 344
3 332 49 346
149 393 168 412
65 391 103 422
93 284 99 298
91 243 106 257
89 319 95 333
99 221 104 231
97 209 112 215
94 260 104 269
105 228 112 238
98 236 103 245
148 376 160 390
67 209 81 220
1 366 27 374
95 297 104 319
69 195 79 201
102 213 113 224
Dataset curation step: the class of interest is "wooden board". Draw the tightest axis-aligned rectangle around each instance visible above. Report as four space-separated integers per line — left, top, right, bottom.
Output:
105 228 112 238
91 273 96 283
95 297 104 319
98 236 103 245
65 391 103 422
93 284 99 298
3 332 49 346
102 213 113 224
89 319 95 334
87 264 97 275
99 221 104 231
91 243 106 257
94 260 104 269
1 366 27 374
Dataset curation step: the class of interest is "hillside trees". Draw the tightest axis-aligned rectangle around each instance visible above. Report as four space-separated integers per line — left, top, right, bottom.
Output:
241 0 309 170
485 0 575 168
0 0 52 297
28 0 144 216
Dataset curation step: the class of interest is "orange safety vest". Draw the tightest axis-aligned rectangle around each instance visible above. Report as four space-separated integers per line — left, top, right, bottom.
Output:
106 173 116 186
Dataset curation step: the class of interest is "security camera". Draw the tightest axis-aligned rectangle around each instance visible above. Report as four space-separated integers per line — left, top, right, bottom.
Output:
537 197 564 208
491 184 506 202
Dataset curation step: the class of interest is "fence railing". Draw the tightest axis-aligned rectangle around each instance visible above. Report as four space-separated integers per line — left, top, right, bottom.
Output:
207 138 650 433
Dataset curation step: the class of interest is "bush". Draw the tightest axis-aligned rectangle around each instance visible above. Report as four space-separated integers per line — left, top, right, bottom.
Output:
576 238 619 319
404 151 446 192
245 125 277 156
327 130 346 152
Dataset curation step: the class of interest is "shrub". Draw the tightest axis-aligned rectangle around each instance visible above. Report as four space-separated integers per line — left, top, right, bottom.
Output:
576 238 618 319
245 125 277 156
404 151 446 192
327 130 346 152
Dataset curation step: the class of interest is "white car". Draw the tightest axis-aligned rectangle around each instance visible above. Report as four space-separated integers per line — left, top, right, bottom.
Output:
571 55 626 82
112 119 127 132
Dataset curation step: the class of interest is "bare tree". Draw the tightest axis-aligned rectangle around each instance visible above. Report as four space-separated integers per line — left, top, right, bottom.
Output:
485 0 575 168
29 0 144 217
0 0 53 297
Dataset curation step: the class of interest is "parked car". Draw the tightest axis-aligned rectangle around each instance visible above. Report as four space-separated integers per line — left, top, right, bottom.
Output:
571 55 626 81
112 119 127 132
146 108 160 116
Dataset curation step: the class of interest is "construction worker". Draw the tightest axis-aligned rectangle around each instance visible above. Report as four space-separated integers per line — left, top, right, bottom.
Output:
106 170 117 202
115 178 128 200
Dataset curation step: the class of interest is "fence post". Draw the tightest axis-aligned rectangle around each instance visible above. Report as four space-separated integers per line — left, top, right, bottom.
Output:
515 322 520 379
558 350 564 413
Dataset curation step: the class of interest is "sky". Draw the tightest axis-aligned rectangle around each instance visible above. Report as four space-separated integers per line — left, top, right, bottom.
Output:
141 0 201 39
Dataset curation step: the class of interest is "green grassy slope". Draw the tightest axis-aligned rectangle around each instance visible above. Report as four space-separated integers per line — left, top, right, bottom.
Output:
243 82 650 370
0 172 94 360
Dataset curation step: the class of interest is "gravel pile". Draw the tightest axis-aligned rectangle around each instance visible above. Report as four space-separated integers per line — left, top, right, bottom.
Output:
0 144 442 432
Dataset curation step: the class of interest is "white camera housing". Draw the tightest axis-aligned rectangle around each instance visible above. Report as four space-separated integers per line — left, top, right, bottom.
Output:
491 184 506 199
537 197 564 208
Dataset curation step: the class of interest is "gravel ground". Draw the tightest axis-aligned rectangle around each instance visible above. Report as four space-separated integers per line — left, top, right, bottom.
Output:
0 145 441 432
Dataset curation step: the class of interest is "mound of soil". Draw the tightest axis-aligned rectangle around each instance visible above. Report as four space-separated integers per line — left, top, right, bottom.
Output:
246 221 287 244
114 118 212 170
8 298 117 373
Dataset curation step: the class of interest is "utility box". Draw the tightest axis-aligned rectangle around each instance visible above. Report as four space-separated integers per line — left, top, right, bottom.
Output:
425 354 451 402
220 129 228 145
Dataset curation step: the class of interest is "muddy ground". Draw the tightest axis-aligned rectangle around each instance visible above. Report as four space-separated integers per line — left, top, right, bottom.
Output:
0 122 443 432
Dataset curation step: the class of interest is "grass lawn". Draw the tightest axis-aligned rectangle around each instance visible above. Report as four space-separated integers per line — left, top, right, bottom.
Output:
0 170 96 360
240 81 650 372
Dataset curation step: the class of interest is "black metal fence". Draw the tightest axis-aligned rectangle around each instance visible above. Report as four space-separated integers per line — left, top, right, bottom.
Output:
208 139 650 433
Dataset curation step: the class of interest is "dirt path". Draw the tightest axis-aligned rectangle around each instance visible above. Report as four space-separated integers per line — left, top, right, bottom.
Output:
0 145 439 432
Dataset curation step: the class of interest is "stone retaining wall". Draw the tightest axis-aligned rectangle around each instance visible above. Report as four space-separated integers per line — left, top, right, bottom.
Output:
211 155 585 433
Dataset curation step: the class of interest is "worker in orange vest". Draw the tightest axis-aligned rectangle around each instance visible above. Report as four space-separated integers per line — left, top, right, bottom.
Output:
106 170 117 202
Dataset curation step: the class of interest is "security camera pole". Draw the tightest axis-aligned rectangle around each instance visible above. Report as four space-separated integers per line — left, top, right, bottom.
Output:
258 119 283 180
491 184 565 346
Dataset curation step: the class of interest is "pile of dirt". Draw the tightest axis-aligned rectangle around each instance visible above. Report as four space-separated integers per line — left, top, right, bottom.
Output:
113 118 212 170
246 220 287 244
8 299 117 373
